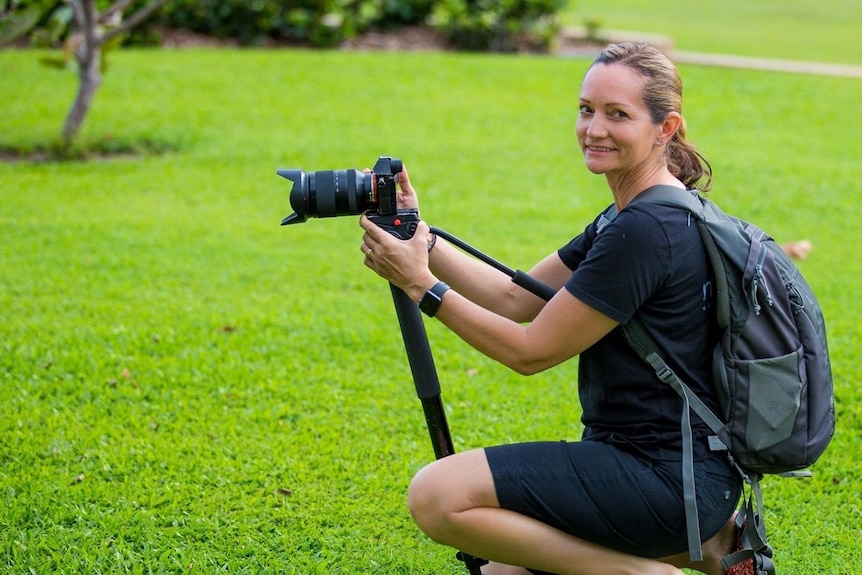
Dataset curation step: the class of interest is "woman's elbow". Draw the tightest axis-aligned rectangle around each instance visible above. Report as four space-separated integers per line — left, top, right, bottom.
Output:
511 364 542 376
507 355 555 376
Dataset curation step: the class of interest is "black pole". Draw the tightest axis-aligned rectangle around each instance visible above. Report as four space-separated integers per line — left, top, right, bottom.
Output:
387 228 553 575
389 283 488 574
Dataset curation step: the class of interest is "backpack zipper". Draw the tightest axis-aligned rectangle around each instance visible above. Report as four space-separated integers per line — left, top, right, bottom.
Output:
751 246 774 315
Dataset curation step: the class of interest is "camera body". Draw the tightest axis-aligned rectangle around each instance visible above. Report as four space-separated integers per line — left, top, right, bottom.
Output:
366 155 400 217
279 155 419 239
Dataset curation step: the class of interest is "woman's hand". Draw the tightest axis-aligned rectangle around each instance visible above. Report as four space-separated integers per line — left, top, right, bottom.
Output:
359 215 437 302
395 164 420 211
363 162 419 211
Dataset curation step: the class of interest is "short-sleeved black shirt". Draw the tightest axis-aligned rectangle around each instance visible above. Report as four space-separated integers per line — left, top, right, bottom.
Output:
558 198 720 460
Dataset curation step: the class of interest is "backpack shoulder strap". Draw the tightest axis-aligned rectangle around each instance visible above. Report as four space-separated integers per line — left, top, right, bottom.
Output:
627 187 735 331
620 319 727 435
619 318 727 562
629 185 706 216
604 185 729 562
598 185 703 221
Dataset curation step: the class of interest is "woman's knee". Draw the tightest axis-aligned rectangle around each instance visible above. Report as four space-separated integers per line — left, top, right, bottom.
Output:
407 462 443 536
406 449 497 540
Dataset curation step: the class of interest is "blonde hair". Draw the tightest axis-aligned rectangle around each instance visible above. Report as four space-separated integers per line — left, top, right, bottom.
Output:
590 43 713 192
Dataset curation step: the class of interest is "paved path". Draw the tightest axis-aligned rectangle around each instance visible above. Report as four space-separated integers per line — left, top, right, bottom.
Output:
555 28 862 79
673 51 862 78
558 48 862 79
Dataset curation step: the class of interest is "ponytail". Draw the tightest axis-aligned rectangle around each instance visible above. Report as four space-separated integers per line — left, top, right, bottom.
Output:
667 122 713 192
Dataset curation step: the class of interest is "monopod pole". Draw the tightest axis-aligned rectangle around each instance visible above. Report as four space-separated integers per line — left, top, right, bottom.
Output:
389 283 488 574
387 229 553 574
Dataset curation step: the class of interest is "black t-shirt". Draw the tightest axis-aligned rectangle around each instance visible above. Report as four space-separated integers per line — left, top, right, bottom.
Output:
558 199 720 460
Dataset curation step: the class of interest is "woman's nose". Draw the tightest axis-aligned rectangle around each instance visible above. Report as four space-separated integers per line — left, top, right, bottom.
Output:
584 116 606 138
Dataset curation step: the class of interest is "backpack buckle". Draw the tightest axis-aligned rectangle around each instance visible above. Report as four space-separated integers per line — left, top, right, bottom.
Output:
708 435 729 452
654 364 676 385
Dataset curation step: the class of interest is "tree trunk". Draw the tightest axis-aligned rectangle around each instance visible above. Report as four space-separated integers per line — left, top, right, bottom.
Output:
61 41 102 148
58 0 169 151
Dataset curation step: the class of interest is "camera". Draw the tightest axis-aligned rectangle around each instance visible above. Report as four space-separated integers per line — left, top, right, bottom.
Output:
278 155 419 240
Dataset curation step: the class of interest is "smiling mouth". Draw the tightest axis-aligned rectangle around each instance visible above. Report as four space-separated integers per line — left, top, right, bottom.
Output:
585 144 616 152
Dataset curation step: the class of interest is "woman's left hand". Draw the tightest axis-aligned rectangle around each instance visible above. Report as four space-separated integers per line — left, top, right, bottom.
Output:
359 215 437 301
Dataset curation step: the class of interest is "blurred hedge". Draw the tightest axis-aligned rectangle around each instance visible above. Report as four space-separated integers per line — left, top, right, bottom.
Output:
148 0 566 51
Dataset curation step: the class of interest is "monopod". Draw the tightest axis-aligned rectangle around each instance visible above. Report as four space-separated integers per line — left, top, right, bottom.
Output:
390 227 556 574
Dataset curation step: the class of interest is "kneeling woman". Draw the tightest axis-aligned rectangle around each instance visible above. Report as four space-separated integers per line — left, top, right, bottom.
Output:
359 43 743 575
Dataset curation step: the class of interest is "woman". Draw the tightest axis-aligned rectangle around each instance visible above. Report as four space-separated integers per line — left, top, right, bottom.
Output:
359 43 747 575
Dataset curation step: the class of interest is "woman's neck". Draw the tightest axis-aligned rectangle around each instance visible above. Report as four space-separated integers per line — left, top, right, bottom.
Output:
607 166 684 210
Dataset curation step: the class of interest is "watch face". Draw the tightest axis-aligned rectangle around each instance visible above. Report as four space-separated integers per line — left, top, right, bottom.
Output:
420 282 449 317
419 292 442 317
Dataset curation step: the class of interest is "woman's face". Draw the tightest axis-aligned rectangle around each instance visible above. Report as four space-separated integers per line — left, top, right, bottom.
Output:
576 63 664 178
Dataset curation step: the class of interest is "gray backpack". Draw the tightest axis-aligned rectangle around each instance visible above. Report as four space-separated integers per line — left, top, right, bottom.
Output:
608 186 835 574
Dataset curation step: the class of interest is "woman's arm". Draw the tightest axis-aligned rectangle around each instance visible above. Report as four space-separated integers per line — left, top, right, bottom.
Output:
359 216 617 375
433 285 618 375
426 237 573 323
385 163 574 323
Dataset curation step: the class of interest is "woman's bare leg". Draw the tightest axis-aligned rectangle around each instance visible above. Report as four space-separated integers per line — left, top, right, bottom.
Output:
659 513 738 575
482 563 532 575
408 448 683 575
484 514 739 575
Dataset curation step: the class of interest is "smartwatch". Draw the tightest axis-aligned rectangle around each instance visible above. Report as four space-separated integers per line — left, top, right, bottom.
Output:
419 281 450 318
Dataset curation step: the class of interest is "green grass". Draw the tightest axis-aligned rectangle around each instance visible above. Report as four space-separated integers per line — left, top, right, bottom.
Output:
561 0 862 65
2 34 861 575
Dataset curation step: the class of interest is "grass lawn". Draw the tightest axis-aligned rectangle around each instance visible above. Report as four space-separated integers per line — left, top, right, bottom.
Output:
561 0 862 65
1 25 861 575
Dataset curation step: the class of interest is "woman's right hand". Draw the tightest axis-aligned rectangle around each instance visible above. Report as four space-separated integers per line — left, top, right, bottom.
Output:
395 164 420 211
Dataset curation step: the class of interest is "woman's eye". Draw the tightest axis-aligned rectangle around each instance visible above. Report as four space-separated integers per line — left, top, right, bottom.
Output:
578 105 593 115
610 110 628 119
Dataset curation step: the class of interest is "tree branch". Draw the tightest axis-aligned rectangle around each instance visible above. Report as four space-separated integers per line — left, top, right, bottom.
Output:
101 0 169 44
100 0 137 24
68 0 85 32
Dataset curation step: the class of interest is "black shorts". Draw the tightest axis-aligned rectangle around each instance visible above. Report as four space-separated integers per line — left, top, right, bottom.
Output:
485 440 741 567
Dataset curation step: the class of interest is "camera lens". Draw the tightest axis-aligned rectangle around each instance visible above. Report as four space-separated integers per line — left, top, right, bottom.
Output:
309 169 369 217
279 168 373 225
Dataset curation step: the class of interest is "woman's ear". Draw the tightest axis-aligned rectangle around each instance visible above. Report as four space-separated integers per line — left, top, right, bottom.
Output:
661 111 682 141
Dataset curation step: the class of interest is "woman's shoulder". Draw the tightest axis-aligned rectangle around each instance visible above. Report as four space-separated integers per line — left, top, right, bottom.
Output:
617 201 695 237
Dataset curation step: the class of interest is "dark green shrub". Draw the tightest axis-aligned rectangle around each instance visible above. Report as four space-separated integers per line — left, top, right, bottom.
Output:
6 0 566 50
149 0 563 50
378 0 436 27
155 0 295 45
431 0 565 52
152 0 436 47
